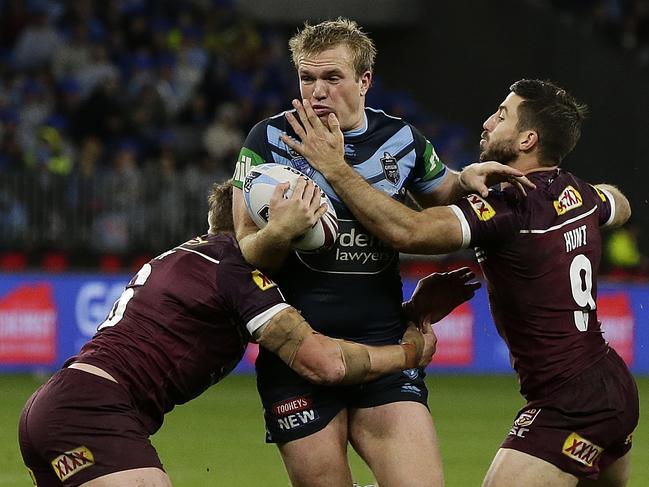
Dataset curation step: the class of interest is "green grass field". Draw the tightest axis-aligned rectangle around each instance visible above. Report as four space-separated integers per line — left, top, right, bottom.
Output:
1 374 646 486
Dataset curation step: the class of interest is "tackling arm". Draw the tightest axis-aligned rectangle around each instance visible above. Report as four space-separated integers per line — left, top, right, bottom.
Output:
233 186 294 272
253 307 433 386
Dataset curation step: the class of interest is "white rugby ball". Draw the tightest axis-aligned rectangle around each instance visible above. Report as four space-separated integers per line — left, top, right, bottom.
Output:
243 163 338 252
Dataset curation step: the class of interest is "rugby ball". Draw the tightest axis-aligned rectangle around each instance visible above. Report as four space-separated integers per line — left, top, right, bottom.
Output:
243 163 338 252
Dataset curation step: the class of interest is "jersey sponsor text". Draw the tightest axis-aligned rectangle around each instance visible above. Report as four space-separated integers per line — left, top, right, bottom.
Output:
562 432 603 467
51 446 94 481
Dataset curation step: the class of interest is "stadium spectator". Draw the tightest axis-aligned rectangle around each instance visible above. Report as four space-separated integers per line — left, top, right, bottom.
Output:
18 178 477 487
231 17 531 487
285 79 639 486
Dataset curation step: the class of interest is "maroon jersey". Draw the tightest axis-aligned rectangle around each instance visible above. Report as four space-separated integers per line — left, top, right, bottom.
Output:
452 169 617 399
66 233 288 432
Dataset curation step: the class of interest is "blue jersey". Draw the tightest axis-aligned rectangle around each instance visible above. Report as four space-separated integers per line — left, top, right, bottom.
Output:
233 108 448 344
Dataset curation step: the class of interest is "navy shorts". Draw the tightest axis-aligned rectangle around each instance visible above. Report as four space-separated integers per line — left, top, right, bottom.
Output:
256 349 429 443
501 349 639 480
18 368 163 487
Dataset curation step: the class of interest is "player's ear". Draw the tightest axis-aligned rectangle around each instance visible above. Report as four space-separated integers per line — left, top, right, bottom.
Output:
359 71 371 96
519 130 538 152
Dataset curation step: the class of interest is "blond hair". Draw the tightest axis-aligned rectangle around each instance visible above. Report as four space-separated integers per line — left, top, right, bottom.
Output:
289 17 376 79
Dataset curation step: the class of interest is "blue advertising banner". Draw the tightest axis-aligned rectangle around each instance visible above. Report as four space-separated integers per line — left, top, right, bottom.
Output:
0 274 647 374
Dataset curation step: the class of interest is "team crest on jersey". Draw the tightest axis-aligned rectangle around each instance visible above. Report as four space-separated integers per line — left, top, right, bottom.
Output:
514 408 541 427
554 185 583 215
380 152 400 184
51 446 95 481
562 432 603 467
252 269 277 290
286 144 316 178
467 194 496 221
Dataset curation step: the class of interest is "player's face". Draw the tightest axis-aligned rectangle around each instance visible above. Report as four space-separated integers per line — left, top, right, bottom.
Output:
296 44 371 132
479 93 524 164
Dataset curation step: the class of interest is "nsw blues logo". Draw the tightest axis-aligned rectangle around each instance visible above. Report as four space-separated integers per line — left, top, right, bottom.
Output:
287 144 316 178
380 152 400 185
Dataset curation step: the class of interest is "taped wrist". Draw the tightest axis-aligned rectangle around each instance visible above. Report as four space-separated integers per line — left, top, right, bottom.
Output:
337 340 371 385
402 343 419 369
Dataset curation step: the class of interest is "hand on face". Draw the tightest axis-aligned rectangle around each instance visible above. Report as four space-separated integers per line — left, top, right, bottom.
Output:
280 99 346 175
267 177 328 240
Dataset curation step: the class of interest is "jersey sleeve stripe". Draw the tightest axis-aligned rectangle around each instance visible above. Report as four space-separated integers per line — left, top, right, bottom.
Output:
598 187 617 227
246 303 291 335
449 205 471 249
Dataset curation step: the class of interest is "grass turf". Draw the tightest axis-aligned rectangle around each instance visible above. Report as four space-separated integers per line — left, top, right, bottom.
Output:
1 373 646 486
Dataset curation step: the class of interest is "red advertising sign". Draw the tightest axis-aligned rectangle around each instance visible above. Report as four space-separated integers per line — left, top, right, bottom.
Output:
598 292 634 365
0 283 57 364
429 302 473 366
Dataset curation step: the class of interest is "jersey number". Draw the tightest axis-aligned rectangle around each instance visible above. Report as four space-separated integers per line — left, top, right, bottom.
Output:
98 264 152 330
569 254 596 332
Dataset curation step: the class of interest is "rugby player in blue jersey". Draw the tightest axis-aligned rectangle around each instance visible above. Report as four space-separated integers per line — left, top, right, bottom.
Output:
231 17 533 487
284 79 638 487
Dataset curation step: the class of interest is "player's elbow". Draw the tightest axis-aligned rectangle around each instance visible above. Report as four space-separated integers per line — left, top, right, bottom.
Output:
616 196 632 226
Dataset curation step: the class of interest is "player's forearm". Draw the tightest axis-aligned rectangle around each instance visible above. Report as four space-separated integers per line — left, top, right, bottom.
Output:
319 160 430 251
238 227 292 273
595 184 631 227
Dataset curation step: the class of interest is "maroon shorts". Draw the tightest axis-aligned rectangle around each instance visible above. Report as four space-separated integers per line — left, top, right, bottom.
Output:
501 349 638 480
18 368 163 487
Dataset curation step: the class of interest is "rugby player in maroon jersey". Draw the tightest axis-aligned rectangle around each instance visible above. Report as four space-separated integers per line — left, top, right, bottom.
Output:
284 79 638 487
18 179 480 487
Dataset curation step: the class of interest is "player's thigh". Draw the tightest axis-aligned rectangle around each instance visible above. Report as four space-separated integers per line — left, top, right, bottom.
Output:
349 401 443 487
80 467 172 487
278 409 352 487
483 448 578 487
577 450 631 487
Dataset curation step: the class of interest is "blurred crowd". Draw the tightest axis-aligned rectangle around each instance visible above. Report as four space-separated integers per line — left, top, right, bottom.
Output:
542 0 649 66
0 0 473 264
0 0 645 278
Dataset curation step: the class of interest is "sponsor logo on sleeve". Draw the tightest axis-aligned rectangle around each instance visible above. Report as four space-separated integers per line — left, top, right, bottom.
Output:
593 185 607 202
554 185 583 215
508 408 541 438
562 432 603 467
51 446 95 481
467 194 496 221
272 396 319 431
252 270 277 291
380 152 400 185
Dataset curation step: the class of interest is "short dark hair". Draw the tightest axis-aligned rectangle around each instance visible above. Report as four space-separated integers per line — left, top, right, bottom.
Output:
207 179 234 234
510 79 588 165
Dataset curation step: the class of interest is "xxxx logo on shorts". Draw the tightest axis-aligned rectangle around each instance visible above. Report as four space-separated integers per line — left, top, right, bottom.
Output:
562 432 603 467
51 446 95 481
